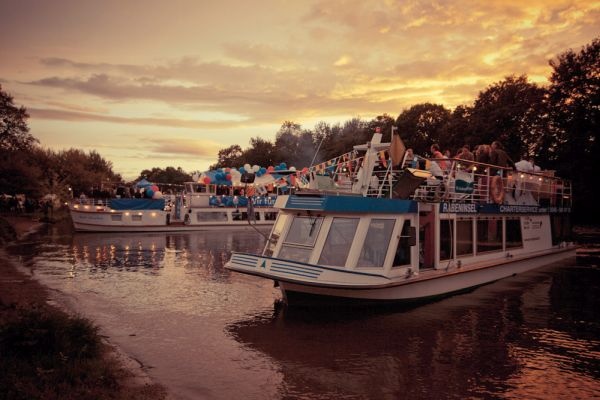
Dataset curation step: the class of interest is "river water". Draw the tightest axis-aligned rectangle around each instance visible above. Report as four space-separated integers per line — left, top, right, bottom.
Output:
7 221 600 400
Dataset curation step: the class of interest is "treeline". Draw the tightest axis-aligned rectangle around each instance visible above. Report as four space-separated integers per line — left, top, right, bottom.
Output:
212 38 598 223
0 90 122 199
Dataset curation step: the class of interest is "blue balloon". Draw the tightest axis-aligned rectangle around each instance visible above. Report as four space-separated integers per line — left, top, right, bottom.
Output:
239 167 246 174
279 162 287 169
260 167 267 175
146 189 154 198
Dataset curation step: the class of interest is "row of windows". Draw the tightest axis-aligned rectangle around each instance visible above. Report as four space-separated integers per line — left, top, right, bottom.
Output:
440 217 522 260
271 216 413 269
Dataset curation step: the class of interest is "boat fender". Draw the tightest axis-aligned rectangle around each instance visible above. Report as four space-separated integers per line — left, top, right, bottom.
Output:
184 213 191 225
490 175 504 204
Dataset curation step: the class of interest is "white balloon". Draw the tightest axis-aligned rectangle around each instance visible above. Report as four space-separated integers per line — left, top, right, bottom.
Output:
152 191 163 199
289 166 297 171
192 173 199 181
252 165 260 172
244 163 251 171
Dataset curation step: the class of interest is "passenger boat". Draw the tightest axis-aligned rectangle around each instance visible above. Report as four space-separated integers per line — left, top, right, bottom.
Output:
226 129 576 305
69 181 279 232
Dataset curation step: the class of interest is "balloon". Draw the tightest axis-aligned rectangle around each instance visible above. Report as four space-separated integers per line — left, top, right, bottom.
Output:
239 167 246 174
302 167 308 173
267 166 274 173
216 172 224 180
226 174 232 181
151 185 159 192
289 166 296 171
203 176 211 184
279 162 287 169
260 167 267 175
244 163 251 172
252 165 260 172
146 189 154 198
152 191 163 199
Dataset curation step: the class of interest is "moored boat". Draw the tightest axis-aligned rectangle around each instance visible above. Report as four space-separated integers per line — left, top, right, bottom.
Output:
226 130 576 305
69 181 279 232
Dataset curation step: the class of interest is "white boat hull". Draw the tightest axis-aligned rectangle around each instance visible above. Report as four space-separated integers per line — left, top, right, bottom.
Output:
227 247 575 303
69 206 276 232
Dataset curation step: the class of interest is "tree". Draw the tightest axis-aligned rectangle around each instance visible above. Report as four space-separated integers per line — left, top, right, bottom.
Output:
547 38 600 223
0 85 38 151
243 137 277 168
211 144 244 169
395 103 451 154
470 75 548 160
137 166 191 185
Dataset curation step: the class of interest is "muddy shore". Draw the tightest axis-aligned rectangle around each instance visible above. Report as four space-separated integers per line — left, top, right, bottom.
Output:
0 215 170 399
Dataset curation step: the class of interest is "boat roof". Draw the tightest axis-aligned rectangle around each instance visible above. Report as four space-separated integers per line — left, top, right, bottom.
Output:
280 194 418 214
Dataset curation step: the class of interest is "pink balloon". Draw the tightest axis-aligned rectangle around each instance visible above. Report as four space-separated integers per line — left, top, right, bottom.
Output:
267 166 274 173
302 167 308 173
226 174 232 181
203 176 211 184
151 185 159 191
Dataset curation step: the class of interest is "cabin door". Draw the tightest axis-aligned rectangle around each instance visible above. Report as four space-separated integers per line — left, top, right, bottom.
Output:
419 208 436 269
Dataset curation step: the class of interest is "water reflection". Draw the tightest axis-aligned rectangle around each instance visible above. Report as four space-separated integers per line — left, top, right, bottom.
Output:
64 231 266 281
227 263 600 400
6 224 600 399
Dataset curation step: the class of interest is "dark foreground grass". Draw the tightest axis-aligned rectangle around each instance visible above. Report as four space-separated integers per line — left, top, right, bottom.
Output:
0 306 166 400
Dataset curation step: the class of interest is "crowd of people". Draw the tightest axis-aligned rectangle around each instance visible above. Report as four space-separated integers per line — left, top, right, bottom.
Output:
0 194 55 219
405 141 542 177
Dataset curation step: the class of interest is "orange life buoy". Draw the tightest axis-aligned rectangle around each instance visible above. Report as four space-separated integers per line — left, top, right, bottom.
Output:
490 175 504 204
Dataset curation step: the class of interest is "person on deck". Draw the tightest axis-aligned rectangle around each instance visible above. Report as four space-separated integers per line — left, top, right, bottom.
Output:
490 141 515 175
430 144 449 170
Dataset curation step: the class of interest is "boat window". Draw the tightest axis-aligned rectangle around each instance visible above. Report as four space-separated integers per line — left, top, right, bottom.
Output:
264 214 288 257
278 216 324 264
440 219 454 261
476 218 503 253
456 219 473 256
551 215 571 245
505 217 522 249
264 212 278 221
318 218 359 267
196 212 228 222
132 215 142 222
357 219 395 268
111 214 122 222
283 216 324 247
278 246 313 264
393 220 412 267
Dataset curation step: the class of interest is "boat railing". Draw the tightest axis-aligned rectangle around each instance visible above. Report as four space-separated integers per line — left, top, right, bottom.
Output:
299 149 571 208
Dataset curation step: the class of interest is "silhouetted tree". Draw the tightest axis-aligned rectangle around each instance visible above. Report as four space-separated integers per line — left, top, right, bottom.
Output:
395 103 451 155
469 75 547 161
547 38 599 223
0 85 37 151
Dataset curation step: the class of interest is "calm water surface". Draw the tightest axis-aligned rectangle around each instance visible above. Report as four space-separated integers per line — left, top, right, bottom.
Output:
7 221 600 400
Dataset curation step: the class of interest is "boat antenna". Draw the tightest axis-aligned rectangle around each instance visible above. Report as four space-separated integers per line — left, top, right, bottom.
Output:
310 134 325 167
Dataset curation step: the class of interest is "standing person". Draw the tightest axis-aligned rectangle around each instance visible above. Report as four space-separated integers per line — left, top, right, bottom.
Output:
457 145 474 161
490 141 515 174
430 144 448 170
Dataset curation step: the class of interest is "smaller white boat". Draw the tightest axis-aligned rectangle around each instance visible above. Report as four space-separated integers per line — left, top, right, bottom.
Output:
226 130 576 305
69 181 279 232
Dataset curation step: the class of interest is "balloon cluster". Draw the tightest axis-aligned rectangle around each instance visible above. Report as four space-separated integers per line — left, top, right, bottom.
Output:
200 162 304 184
145 185 163 199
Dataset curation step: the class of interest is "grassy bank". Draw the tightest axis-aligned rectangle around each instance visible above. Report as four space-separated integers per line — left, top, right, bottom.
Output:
0 216 168 400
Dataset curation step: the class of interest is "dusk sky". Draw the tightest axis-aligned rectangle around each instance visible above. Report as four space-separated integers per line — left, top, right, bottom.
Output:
1 0 598 179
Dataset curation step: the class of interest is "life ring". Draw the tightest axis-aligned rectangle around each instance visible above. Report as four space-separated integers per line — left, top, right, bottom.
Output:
490 175 504 204
184 213 191 225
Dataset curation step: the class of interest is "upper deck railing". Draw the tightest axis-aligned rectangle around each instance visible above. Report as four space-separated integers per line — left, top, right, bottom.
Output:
300 149 572 208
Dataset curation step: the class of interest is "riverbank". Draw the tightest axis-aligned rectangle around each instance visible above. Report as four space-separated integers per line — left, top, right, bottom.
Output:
0 215 169 400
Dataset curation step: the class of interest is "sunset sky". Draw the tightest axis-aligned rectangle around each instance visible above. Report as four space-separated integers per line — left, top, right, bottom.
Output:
1 0 598 179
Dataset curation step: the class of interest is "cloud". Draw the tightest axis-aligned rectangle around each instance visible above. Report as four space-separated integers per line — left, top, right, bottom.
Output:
145 137 222 158
28 107 246 129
